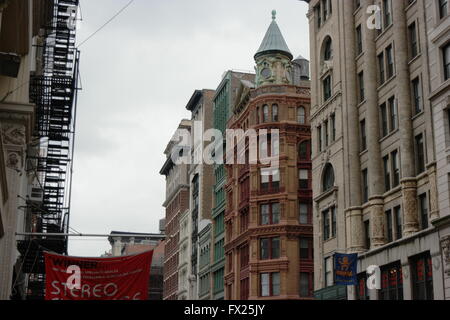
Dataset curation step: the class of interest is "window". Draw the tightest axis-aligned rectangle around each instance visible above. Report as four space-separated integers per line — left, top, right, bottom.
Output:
330 113 336 142
298 141 310 161
299 202 310 225
260 169 280 192
386 45 394 78
358 71 365 102
260 237 280 260
383 0 392 28
444 44 450 81
256 107 260 124
439 0 448 19
394 206 402 240
362 169 369 203
300 273 312 298
356 25 362 55
419 193 429 229
411 253 434 300
323 75 332 102
357 273 370 300
240 244 249 268
272 104 279 122
322 164 335 192
331 206 336 238
260 203 280 226
323 210 330 241
380 262 403 300
392 150 400 188
260 273 280 297
240 278 249 300
297 106 306 124
364 220 371 249
378 52 385 85
360 119 367 151
324 120 329 147
299 169 309 189
324 257 334 287
409 22 418 59
318 125 323 152
300 238 313 260
380 103 388 137
384 155 391 192
412 77 422 114
415 134 426 174
315 4 322 28
263 105 269 123
323 37 333 61
386 210 393 243
389 96 397 132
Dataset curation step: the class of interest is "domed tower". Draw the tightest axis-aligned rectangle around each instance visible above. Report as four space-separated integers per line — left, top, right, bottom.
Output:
254 10 294 87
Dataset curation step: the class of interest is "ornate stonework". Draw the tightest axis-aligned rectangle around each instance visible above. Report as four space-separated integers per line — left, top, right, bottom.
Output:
402 178 419 236
370 197 386 248
442 236 450 275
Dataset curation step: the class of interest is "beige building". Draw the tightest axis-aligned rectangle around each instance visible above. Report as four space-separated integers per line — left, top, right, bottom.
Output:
304 0 447 300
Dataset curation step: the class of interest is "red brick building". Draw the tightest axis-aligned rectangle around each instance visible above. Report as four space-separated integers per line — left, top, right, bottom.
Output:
224 11 313 300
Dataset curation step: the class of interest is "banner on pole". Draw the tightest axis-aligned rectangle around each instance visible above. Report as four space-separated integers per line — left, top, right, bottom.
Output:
334 253 358 286
44 250 153 300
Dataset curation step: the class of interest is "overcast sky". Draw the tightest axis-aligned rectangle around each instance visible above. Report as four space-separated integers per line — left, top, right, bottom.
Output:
68 0 310 257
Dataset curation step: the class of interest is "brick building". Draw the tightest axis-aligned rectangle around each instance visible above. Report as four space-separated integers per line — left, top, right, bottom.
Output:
224 11 313 300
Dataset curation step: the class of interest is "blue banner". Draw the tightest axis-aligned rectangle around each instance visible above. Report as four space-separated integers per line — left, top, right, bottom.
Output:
334 253 358 286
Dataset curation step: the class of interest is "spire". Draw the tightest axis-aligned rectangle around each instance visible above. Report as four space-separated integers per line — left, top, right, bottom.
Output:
255 10 293 60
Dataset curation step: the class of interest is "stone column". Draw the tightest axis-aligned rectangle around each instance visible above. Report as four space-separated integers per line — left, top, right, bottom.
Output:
427 162 440 221
363 0 385 247
392 0 419 236
343 0 364 253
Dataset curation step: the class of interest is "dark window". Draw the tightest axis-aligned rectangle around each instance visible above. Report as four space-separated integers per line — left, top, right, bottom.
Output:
384 155 391 192
324 38 333 61
439 0 448 19
323 75 332 101
380 262 403 300
272 104 279 122
299 141 310 161
263 105 269 122
358 71 365 102
260 169 280 192
409 22 418 59
299 169 309 189
415 134 426 174
300 272 313 298
389 96 397 131
318 125 322 152
323 164 335 192
412 77 422 114
394 206 402 240
411 253 434 300
356 25 363 55
444 44 450 81
323 210 330 241
386 45 394 78
392 150 400 187
364 220 371 249
330 113 336 142
299 202 311 225
378 52 385 85
386 210 393 243
260 237 280 260
260 203 280 226
240 278 249 300
298 106 306 124
360 119 367 151
383 0 392 28
380 103 388 137
362 169 369 203
300 237 313 260
331 206 336 238
419 193 429 229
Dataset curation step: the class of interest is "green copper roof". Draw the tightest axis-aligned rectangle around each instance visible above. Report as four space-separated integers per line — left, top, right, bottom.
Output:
255 10 293 60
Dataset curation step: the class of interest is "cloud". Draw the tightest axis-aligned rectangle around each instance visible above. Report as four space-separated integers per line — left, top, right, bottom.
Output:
68 0 309 257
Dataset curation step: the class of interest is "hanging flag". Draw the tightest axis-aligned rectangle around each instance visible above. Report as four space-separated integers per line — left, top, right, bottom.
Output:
44 250 153 300
334 253 358 286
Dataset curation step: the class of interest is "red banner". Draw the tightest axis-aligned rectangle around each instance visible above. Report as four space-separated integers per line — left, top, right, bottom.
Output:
44 251 153 300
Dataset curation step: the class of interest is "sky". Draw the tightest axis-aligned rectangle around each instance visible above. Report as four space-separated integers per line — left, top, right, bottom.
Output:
68 0 310 257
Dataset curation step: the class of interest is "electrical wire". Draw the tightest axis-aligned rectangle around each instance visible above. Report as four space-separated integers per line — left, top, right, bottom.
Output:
76 0 135 48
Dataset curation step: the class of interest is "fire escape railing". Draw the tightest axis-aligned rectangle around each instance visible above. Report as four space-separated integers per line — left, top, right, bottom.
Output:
16 0 80 300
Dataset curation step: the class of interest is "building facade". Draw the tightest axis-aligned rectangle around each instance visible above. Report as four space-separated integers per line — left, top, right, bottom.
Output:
425 0 450 300
160 119 192 300
224 12 313 300
304 0 446 300
185 89 215 300
211 70 255 300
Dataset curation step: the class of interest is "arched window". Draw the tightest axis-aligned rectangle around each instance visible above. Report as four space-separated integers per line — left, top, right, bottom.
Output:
323 37 333 61
297 106 306 124
263 105 269 123
322 163 335 192
298 140 310 161
272 104 279 122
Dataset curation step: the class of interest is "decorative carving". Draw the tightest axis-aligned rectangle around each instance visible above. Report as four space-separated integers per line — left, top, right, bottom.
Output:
1 123 26 146
6 151 21 169
442 236 450 275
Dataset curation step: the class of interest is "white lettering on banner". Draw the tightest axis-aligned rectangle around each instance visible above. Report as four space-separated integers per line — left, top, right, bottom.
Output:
66 265 81 290
367 265 381 290
50 281 123 299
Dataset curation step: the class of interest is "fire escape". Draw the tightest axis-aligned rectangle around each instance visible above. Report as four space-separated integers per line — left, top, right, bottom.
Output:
17 0 80 300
